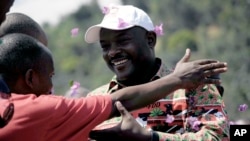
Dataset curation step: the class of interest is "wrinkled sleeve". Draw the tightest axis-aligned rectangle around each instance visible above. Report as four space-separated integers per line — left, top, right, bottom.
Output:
156 84 230 141
46 95 112 140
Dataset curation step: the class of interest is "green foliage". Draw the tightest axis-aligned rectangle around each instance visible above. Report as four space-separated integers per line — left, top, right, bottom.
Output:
42 0 250 121
167 29 197 51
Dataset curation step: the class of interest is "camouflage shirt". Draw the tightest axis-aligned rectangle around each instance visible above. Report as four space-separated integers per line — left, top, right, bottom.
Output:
88 58 230 141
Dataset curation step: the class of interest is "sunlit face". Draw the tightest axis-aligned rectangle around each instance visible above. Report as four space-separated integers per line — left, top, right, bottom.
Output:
99 26 156 82
0 0 14 25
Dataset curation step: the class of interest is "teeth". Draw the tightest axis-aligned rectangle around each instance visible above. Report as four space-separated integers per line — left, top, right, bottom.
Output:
113 59 128 66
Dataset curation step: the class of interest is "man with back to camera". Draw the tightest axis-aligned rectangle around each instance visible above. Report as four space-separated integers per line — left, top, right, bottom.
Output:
85 5 229 141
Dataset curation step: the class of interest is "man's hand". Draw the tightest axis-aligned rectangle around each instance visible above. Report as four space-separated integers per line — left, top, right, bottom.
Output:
89 101 151 141
173 48 227 89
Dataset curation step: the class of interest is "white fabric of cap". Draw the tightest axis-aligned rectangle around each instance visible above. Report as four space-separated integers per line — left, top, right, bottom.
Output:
84 5 155 43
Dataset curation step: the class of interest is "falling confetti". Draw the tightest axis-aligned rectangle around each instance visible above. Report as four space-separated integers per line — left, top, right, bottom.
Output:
187 116 201 131
229 121 235 125
118 18 129 28
70 81 80 97
191 120 201 131
238 104 248 112
165 114 175 123
154 23 164 36
102 6 109 14
71 28 79 37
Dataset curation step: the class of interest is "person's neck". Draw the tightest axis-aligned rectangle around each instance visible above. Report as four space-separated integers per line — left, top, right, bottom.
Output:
118 59 161 86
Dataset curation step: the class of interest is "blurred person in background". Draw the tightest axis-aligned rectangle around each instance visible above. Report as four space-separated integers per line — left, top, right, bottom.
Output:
0 0 14 25
0 12 48 46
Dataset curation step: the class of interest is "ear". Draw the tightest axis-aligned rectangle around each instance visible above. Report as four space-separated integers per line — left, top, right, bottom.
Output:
146 31 157 48
24 69 35 88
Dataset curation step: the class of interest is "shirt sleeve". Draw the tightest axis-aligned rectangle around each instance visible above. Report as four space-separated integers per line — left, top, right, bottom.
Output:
156 84 230 141
46 95 113 140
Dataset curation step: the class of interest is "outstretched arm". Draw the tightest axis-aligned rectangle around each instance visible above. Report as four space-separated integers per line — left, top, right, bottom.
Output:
89 49 229 141
109 48 227 118
90 101 152 141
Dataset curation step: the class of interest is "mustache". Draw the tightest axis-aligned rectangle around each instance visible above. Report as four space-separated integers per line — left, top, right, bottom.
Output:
109 54 128 61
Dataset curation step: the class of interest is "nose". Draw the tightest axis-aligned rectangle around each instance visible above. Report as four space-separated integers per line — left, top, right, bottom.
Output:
108 43 121 57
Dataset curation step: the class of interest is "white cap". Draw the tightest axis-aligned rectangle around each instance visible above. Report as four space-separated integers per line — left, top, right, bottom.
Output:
84 5 155 43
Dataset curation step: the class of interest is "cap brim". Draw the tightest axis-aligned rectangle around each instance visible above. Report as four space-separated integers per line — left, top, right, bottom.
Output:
84 24 135 44
84 25 102 44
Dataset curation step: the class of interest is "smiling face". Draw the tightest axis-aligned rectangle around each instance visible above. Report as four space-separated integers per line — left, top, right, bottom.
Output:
100 26 157 85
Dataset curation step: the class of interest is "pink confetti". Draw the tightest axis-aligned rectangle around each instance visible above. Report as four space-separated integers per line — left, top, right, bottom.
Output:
187 116 201 131
154 23 164 36
70 81 80 97
229 121 235 125
165 114 175 123
238 104 248 112
192 120 201 131
102 6 109 14
118 18 129 28
71 28 79 37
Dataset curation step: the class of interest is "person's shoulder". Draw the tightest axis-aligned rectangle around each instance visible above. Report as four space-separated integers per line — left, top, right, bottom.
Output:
11 94 62 114
87 83 110 96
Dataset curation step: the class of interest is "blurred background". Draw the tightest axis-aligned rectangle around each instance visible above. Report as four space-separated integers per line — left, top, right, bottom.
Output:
9 0 250 122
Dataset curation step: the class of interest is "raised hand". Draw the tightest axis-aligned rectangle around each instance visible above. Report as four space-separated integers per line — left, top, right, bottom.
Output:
173 48 227 89
89 101 151 141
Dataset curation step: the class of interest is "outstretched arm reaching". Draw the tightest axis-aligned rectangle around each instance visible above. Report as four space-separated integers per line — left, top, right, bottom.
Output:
109 48 227 118
90 49 229 141
90 101 153 141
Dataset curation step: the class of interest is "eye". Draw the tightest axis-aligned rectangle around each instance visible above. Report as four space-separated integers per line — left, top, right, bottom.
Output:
117 37 131 46
100 42 110 52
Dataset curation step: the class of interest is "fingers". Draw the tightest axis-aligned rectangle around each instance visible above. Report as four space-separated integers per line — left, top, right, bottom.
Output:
115 101 130 118
194 59 218 65
200 62 227 78
203 68 227 77
201 62 227 71
178 48 191 63
89 101 128 141
202 63 227 85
